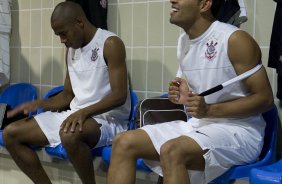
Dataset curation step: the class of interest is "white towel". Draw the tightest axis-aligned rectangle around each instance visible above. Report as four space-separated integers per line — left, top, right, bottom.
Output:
0 0 11 33
234 0 248 26
0 0 11 86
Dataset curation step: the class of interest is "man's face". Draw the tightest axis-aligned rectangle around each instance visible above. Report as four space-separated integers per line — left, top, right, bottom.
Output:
170 0 201 28
51 19 83 49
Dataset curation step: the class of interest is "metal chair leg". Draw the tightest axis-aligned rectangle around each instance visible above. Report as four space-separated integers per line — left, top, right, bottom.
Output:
157 176 163 184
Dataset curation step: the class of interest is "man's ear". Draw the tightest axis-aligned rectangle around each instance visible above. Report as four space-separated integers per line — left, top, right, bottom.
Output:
200 0 212 13
75 17 84 28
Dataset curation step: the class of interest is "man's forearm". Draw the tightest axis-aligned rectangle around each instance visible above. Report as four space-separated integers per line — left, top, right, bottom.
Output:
39 91 73 111
205 94 273 119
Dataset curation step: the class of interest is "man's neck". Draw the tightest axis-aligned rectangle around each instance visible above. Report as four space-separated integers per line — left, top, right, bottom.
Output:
82 23 97 47
185 17 215 39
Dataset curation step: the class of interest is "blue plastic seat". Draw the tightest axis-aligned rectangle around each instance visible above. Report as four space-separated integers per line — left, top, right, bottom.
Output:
36 85 64 114
102 146 152 172
250 159 282 184
101 92 153 172
45 141 105 160
0 83 37 146
44 89 139 160
0 83 37 109
209 105 278 184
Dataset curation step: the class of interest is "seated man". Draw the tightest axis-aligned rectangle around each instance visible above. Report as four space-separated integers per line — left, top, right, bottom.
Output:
3 2 131 184
107 0 274 184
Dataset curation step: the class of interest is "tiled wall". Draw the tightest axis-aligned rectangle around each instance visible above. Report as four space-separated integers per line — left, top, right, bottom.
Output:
9 0 279 99
8 0 281 153
10 0 66 97
109 0 182 99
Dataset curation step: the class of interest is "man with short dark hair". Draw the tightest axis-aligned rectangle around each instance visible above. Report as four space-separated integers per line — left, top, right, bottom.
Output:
3 2 131 184
66 0 108 29
107 0 273 184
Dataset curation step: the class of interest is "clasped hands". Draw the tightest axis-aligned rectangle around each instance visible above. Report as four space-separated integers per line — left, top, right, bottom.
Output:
168 77 209 119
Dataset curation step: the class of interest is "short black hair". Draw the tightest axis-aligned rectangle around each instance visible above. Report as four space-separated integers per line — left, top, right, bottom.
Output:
51 1 86 25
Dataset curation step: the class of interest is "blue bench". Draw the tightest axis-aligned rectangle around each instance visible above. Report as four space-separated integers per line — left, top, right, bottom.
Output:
0 83 37 146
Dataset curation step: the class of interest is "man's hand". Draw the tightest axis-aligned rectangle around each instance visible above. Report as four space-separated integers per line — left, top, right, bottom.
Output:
60 109 89 133
168 77 190 104
7 101 40 118
185 92 209 119
168 78 209 118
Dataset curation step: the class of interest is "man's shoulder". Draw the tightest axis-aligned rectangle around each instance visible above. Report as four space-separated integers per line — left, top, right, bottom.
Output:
216 20 236 27
98 28 118 38
215 21 239 32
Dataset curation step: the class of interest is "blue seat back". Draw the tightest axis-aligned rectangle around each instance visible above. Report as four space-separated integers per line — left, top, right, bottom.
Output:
0 83 37 146
37 86 64 114
43 86 64 99
209 105 278 183
259 105 278 162
250 158 282 184
128 90 138 130
102 90 139 164
0 83 37 109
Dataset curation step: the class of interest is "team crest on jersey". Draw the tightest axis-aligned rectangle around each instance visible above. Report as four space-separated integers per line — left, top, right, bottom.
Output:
205 40 218 61
91 48 99 61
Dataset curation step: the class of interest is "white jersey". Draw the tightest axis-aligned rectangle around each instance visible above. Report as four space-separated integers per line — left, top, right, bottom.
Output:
178 21 246 103
141 21 266 184
67 28 131 123
177 21 265 130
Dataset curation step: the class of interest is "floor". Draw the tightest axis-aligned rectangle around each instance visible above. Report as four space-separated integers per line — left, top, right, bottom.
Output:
0 150 250 184
94 162 250 184
95 174 249 184
95 175 249 184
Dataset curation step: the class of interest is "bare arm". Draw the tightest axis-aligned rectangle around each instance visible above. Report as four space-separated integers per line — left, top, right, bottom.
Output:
61 36 128 132
7 49 74 117
40 48 74 111
82 36 128 117
39 69 74 112
202 30 274 118
172 31 274 119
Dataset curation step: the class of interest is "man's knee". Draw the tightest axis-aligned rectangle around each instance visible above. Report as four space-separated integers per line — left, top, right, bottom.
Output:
160 137 196 165
112 132 136 153
160 140 183 163
2 123 19 145
160 136 206 170
59 130 81 147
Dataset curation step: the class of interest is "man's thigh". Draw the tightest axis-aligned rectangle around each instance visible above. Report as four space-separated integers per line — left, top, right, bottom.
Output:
4 117 49 146
165 135 207 170
118 129 160 160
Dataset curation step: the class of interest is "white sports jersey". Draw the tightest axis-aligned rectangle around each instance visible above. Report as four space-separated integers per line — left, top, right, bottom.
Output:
141 21 266 184
67 28 131 123
177 21 265 129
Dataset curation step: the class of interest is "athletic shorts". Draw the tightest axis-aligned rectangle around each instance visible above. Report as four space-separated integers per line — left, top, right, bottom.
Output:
34 110 128 148
140 117 265 184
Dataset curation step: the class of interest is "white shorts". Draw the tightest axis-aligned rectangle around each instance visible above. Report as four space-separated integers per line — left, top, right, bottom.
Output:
141 117 265 184
34 110 128 148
